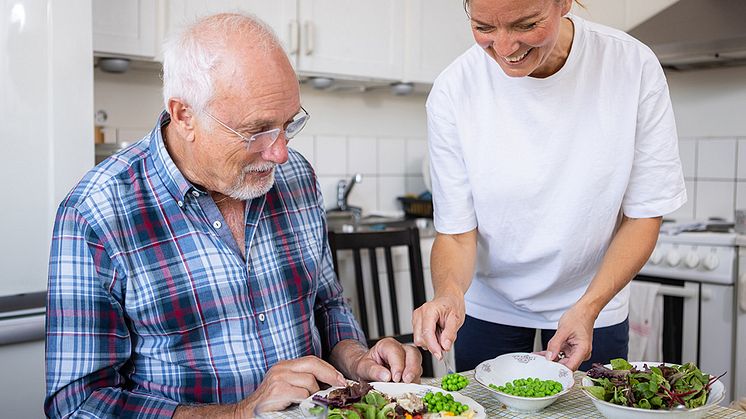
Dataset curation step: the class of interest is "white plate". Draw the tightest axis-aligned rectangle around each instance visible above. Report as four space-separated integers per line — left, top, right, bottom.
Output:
580 361 726 419
301 382 486 418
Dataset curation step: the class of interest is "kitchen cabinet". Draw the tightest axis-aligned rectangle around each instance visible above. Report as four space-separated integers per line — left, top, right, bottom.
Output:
164 0 404 80
92 0 159 59
165 0 297 61
404 0 475 84
295 1 404 80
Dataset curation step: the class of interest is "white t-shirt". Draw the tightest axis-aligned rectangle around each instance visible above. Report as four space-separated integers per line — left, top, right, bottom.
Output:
426 14 686 329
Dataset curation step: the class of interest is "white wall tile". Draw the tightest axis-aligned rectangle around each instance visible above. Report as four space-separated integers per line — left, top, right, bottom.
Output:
346 176 378 214
378 176 407 213
347 136 378 175
695 181 735 221
317 176 341 210
736 182 746 210
678 139 696 179
667 180 695 221
315 135 347 176
289 135 315 167
738 139 746 180
405 139 427 175
378 138 406 175
697 139 736 179
405 176 427 196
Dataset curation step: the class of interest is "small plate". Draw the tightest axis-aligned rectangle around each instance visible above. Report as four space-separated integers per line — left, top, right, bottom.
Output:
301 382 486 418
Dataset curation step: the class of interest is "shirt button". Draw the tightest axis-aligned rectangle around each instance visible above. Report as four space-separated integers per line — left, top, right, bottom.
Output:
192 191 200 197
177 200 184 207
213 221 222 229
258 313 266 322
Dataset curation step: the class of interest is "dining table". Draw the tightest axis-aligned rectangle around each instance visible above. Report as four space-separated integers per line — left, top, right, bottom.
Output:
269 370 746 418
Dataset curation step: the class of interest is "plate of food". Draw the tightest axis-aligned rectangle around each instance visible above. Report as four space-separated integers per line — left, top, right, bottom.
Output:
580 359 726 419
302 380 485 418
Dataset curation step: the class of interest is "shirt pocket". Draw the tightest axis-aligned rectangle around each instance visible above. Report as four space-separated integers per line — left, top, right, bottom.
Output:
273 228 321 300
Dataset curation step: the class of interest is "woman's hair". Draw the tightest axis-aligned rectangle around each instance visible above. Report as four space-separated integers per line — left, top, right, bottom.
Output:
462 0 584 17
161 12 280 114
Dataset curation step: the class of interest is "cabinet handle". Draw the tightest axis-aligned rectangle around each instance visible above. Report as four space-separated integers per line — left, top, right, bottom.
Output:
288 20 299 55
304 20 314 56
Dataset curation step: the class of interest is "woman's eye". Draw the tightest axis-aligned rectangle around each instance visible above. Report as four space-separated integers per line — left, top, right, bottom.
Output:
474 25 494 33
518 22 538 30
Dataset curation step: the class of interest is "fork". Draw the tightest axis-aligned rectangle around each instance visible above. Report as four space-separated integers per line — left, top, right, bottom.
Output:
442 352 455 375
436 326 456 374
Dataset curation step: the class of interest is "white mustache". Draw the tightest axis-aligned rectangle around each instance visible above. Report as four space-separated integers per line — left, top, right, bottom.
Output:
243 162 276 173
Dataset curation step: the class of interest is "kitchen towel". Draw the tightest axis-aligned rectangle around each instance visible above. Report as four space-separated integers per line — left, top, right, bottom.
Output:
628 281 663 361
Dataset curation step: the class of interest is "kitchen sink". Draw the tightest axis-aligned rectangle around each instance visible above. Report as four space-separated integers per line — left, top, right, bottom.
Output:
325 211 415 232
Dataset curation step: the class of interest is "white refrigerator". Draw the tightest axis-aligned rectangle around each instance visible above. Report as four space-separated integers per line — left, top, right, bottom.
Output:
0 1 93 417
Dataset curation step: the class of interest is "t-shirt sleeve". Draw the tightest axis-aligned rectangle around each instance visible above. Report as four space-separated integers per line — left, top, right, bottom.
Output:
622 63 687 218
426 88 478 234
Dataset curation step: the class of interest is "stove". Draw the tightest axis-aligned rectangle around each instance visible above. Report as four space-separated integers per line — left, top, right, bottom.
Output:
635 230 739 404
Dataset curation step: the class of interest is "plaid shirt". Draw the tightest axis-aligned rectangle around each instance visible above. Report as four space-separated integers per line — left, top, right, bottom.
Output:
45 112 365 418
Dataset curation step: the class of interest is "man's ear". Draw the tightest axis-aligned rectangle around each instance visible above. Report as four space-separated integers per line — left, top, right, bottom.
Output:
167 98 197 142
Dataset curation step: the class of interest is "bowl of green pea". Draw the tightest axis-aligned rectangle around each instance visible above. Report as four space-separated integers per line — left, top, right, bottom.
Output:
474 352 575 413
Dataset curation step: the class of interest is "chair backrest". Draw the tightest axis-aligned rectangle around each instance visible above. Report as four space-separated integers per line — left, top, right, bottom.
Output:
328 226 433 377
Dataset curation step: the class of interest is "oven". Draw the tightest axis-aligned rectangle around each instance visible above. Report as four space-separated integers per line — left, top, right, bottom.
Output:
634 231 737 404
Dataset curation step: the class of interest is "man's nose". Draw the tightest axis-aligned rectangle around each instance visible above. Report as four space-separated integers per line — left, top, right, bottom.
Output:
260 133 289 164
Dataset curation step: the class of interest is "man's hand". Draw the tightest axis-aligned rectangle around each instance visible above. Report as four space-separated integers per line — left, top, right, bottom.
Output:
331 338 423 384
412 292 465 360
236 356 346 415
541 304 595 371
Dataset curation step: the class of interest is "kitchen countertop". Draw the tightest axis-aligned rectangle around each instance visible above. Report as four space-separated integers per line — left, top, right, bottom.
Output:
266 370 746 418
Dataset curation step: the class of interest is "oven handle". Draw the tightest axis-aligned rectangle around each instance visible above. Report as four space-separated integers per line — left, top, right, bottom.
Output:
657 284 710 300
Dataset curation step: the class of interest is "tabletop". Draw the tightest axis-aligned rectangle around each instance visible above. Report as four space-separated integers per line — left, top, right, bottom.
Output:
269 370 746 418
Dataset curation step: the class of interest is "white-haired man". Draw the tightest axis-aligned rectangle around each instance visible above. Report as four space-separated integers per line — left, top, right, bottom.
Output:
45 13 422 418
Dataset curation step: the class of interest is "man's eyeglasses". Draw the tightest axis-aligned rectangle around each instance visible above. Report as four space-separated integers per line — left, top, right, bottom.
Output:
203 106 310 153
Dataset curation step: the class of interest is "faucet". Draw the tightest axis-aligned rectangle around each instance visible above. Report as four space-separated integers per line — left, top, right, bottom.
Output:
335 173 363 220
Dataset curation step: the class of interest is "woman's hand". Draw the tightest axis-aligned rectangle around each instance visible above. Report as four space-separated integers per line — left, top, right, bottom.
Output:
412 291 465 360
542 304 596 371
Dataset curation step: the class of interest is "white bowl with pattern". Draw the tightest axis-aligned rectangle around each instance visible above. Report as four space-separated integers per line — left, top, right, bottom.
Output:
474 352 575 413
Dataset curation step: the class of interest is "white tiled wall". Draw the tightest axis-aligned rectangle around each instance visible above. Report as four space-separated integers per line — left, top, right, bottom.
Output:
666 66 746 222
668 137 743 222
293 136 427 213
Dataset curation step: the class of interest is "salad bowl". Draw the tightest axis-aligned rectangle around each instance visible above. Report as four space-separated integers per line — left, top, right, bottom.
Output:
581 361 726 419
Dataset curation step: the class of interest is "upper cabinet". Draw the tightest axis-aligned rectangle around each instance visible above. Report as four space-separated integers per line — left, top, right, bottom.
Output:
571 0 679 31
404 0 475 84
92 0 159 59
165 0 297 60
295 1 405 80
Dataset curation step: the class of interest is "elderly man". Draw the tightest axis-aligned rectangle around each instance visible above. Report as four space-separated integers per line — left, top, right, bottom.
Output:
45 13 421 418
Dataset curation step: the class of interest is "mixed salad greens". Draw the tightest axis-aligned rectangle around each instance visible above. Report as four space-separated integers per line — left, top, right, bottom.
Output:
311 381 476 419
583 358 724 410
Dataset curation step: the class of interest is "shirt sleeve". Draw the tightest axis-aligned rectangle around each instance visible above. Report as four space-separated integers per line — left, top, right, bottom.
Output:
45 205 179 419
622 63 687 218
426 87 478 234
311 180 367 356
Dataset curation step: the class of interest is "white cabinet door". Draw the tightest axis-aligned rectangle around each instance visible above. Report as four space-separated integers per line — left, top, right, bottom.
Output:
93 0 158 58
405 0 474 84
165 0 298 61
296 0 405 80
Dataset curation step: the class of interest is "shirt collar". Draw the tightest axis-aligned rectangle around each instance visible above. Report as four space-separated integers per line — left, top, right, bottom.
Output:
149 110 196 202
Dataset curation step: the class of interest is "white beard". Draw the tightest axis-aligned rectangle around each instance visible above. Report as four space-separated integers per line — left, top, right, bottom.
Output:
225 162 277 200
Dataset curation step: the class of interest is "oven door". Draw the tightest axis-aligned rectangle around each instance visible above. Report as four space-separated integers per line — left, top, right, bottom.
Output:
633 276 700 365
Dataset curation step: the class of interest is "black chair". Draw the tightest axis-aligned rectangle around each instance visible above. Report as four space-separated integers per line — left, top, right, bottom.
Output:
328 226 434 378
